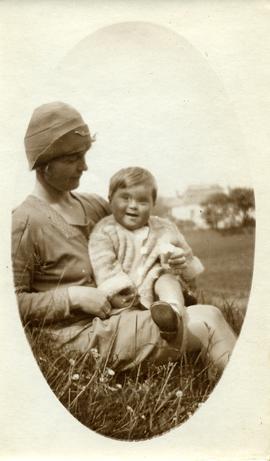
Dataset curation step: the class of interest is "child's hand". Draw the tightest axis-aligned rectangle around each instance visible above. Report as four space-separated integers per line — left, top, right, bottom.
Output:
168 248 187 274
110 287 139 309
159 242 187 273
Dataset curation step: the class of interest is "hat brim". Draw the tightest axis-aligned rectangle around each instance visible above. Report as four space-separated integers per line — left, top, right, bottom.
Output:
32 125 92 169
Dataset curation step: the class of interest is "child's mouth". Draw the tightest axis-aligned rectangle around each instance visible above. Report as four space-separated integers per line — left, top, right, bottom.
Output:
126 213 138 218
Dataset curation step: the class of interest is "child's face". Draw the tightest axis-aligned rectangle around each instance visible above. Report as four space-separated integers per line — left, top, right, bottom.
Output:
110 183 154 230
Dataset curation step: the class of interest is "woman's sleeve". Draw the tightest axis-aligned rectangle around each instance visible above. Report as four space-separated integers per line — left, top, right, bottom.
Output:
89 223 134 298
90 194 111 217
80 193 111 222
12 214 71 324
171 222 204 280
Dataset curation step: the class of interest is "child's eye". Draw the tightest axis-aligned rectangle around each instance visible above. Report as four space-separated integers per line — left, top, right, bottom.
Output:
138 198 150 204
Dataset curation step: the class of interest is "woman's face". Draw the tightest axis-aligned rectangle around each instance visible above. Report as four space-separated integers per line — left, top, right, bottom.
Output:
42 151 88 192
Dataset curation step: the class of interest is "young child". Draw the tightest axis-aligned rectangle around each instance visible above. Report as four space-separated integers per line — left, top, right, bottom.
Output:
89 167 204 342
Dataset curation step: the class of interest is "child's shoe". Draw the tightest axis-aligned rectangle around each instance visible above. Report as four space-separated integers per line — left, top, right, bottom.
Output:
150 301 182 342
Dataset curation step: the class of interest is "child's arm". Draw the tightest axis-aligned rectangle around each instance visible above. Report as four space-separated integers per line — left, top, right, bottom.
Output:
89 223 135 300
167 223 204 281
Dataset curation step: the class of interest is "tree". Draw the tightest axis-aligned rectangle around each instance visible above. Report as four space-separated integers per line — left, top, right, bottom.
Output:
229 188 255 226
201 192 231 229
201 187 255 230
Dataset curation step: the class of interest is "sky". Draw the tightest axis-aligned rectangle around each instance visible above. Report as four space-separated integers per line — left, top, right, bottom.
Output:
51 21 250 200
1 1 268 207
1 1 269 208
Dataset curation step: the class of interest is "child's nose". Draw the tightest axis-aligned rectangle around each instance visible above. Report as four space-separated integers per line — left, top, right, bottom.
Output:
128 198 137 208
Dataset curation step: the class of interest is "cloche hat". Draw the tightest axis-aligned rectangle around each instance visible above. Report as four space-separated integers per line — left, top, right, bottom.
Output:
24 101 92 169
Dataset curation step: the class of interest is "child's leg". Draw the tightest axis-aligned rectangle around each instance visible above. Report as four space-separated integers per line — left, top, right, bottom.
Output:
151 273 185 341
185 304 236 371
154 273 185 315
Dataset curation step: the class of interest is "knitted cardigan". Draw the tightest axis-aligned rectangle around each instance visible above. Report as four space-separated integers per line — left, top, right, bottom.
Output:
89 215 204 308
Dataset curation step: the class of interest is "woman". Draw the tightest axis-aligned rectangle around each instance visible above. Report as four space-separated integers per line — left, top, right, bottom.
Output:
12 101 236 372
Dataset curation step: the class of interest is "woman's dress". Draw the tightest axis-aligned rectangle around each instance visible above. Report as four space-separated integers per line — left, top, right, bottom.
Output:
12 193 183 370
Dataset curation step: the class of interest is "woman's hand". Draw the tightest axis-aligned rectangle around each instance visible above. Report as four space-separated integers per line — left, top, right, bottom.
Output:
68 286 111 319
110 287 139 310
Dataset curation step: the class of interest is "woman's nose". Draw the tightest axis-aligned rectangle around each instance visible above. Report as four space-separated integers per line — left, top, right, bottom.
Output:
77 158 88 171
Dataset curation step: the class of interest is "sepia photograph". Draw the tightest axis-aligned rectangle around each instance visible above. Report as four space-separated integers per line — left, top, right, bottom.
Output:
1 1 270 460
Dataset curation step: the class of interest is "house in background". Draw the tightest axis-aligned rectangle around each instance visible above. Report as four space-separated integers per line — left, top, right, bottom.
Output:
170 184 225 229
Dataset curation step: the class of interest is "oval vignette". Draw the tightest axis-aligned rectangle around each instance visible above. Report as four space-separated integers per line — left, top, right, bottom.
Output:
13 21 255 440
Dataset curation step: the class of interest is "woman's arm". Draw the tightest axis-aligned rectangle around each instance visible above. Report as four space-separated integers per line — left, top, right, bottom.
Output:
12 215 72 323
12 214 111 323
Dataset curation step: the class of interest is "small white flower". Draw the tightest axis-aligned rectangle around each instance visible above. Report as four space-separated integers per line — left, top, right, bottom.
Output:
72 373 80 381
106 368 115 376
126 405 134 413
175 390 183 399
107 386 116 392
99 375 106 383
90 348 100 359
115 383 122 389
140 414 146 420
69 358 75 366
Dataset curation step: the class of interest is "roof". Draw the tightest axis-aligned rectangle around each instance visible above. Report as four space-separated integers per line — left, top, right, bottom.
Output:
179 184 224 205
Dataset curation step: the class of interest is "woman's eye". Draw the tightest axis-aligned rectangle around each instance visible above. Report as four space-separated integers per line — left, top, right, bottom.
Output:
62 153 85 163
61 156 77 163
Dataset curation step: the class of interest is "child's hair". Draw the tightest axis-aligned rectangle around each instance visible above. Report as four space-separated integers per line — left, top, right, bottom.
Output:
109 166 158 203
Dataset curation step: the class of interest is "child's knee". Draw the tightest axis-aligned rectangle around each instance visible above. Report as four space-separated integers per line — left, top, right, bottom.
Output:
155 272 181 291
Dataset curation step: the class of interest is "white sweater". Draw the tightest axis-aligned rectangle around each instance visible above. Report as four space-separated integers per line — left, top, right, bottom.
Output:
89 215 204 308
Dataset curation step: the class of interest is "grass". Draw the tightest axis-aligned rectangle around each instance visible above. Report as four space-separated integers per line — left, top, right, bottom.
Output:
24 228 254 440
185 228 255 311
25 298 244 441
27 327 220 440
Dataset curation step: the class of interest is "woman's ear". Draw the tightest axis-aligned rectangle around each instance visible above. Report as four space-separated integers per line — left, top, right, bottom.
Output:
36 163 49 177
35 165 43 176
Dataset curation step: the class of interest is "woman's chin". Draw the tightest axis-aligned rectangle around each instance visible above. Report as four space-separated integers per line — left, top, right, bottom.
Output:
67 178 81 190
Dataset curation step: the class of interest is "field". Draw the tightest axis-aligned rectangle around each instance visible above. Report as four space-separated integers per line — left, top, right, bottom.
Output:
28 228 255 441
185 228 255 311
